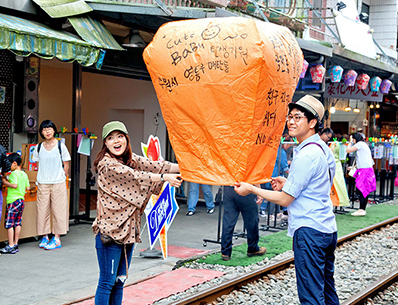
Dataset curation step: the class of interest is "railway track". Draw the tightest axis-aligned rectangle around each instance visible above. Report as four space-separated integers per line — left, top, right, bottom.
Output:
171 216 398 305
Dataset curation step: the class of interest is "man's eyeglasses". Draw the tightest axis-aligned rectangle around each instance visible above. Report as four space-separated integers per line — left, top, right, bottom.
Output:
286 114 305 122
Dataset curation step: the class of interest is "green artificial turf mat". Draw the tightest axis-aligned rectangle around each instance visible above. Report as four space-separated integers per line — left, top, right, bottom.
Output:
196 203 398 267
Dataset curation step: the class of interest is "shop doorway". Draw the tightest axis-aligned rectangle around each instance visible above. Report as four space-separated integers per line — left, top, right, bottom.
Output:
331 121 349 138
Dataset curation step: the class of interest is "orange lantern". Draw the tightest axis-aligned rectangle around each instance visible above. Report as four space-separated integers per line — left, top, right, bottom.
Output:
143 18 302 185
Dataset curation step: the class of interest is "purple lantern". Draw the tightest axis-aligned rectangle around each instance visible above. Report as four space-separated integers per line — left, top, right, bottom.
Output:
344 70 358 86
300 59 309 78
380 79 392 94
370 76 382 92
328 65 343 82
356 74 370 90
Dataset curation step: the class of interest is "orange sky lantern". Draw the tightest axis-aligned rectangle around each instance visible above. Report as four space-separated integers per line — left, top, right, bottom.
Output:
143 17 302 185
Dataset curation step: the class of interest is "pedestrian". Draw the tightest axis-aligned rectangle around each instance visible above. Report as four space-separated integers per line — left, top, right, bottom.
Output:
357 127 365 140
0 143 11 224
93 121 182 304
346 132 376 216
320 127 334 144
32 120 71 250
186 182 215 216
221 185 267 261
0 153 31 254
234 95 339 305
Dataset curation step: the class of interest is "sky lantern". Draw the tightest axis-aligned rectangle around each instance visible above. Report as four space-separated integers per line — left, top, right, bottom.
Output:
328 65 343 82
300 59 309 78
380 79 392 94
344 70 358 86
356 73 370 89
370 76 382 92
310 64 326 83
143 17 302 185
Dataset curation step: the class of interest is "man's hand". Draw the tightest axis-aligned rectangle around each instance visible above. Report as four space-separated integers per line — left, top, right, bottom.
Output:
271 176 286 191
234 182 253 196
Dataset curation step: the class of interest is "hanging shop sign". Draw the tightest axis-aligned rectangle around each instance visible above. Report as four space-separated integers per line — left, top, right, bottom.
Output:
325 82 382 102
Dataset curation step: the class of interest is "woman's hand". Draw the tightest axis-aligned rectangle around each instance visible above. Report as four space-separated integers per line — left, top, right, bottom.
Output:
271 177 286 191
234 182 253 196
256 195 263 205
164 174 183 187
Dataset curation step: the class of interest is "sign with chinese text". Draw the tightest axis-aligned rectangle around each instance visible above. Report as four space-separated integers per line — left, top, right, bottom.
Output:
143 17 302 185
325 83 382 102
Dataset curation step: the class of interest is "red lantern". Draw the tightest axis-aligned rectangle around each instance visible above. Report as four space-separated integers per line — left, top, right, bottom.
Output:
310 64 326 83
356 74 370 89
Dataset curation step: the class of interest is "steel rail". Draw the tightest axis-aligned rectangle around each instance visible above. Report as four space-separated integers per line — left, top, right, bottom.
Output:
172 215 398 305
341 269 398 305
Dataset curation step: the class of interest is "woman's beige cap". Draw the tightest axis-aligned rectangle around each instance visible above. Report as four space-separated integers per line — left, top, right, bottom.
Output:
289 95 324 122
102 121 128 140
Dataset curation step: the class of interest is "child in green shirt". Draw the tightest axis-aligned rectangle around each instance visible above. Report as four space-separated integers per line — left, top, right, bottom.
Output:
0 153 31 254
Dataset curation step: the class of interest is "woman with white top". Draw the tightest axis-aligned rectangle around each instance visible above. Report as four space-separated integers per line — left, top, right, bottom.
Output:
346 132 376 216
32 120 71 250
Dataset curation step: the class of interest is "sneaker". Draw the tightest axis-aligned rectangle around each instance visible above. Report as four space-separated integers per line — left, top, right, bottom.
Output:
44 238 62 250
351 209 366 216
259 209 267 218
186 211 195 216
247 246 267 257
39 236 50 248
0 245 17 254
13 244 19 253
207 208 214 214
221 254 231 261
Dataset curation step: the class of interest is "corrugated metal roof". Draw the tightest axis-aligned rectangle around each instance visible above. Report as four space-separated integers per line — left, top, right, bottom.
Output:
0 13 104 68
32 0 93 18
68 15 124 51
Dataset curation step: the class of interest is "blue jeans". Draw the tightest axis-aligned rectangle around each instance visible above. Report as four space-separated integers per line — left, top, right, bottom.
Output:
95 233 134 305
293 227 339 305
221 186 259 256
187 183 214 212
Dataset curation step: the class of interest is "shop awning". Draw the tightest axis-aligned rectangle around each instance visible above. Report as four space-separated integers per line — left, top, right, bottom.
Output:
0 13 105 68
32 0 93 18
68 15 124 51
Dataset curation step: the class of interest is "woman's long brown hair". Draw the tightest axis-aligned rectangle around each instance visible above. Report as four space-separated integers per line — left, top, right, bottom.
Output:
94 133 134 173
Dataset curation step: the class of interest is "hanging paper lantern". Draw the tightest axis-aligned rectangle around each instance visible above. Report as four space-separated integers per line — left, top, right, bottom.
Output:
310 64 326 83
328 65 344 82
343 70 358 86
380 79 392 94
370 76 382 92
300 59 309 78
356 73 370 90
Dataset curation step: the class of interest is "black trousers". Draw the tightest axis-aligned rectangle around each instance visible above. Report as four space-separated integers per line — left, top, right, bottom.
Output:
221 186 259 256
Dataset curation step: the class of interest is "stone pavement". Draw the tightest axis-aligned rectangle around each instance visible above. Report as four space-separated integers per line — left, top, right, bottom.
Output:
0 202 282 305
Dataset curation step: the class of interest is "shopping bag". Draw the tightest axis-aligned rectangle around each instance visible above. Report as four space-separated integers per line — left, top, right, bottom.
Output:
348 158 357 177
348 165 357 177
330 183 340 207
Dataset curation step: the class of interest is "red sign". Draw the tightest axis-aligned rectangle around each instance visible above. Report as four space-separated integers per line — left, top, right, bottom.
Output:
325 82 382 102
